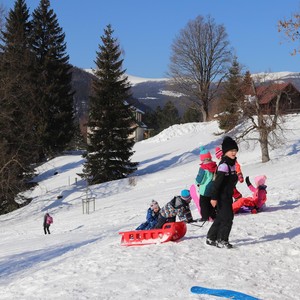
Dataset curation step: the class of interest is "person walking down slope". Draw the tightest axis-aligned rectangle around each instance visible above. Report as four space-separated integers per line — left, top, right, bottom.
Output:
195 146 217 221
206 136 239 249
43 213 53 234
154 189 194 229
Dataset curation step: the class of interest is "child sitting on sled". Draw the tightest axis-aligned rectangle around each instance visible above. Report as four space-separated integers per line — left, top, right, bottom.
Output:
154 189 194 229
232 175 267 214
136 200 160 230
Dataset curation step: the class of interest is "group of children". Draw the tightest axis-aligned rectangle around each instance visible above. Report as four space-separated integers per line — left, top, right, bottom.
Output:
135 136 268 249
135 190 194 231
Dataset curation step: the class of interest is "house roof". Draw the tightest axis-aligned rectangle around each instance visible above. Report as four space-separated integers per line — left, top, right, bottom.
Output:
255 82 297 104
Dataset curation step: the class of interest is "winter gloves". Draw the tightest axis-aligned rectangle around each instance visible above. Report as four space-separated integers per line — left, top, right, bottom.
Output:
245 176 251 186
237 172 244 183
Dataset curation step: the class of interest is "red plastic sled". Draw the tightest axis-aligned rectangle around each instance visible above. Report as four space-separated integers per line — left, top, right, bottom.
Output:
119 221 187 246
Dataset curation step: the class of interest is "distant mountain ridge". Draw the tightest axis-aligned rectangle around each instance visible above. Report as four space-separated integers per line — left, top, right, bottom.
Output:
72 68 300 118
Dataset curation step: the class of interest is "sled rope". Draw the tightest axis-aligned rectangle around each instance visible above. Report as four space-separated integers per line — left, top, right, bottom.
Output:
189 221 207 228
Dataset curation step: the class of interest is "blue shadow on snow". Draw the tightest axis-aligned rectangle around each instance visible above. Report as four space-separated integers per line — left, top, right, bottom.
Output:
0 236 101 280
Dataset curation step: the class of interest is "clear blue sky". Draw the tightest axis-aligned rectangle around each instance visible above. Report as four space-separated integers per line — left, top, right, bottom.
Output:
2 0 300 78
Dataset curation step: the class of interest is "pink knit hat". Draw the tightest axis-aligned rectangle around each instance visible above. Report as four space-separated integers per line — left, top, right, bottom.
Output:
254 175 267 186
215 146 223 160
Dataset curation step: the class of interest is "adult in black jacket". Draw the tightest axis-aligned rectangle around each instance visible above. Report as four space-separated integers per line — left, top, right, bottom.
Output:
206 136 239 248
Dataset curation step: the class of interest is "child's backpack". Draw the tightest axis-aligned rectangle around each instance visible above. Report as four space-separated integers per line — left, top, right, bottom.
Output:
46 215 53 224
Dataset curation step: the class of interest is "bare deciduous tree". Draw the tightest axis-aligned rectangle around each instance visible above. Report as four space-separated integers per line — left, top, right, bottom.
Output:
168 15 232 122
237 73 291 163
278 13 300 55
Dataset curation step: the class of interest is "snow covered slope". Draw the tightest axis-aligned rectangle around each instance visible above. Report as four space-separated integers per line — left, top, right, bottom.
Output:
1 116 300 300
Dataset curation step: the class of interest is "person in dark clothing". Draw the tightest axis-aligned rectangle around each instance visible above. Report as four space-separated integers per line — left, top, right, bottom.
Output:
154 189 194 229
43 213 53 234
206 136 239 249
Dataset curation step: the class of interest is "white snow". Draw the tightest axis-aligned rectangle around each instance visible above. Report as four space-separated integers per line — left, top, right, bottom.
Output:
158 89 184 97
83 68 168 86
84 69 300 87
252 71 300 81
1 115 300 300
126 74 168 85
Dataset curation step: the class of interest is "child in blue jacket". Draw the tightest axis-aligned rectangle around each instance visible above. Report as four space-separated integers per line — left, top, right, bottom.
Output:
136 200 160 230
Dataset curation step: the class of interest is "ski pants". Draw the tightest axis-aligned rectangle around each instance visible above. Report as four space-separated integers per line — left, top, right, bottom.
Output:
44 224 50 234
207 198 233 242
232 197 256 214
200 195 216 221
154 214 176 229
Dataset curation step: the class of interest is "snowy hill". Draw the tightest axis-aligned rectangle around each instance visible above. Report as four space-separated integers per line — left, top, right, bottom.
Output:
1 116 300 299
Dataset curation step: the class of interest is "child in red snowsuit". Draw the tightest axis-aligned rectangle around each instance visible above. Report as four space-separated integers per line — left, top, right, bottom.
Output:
232 175 267 214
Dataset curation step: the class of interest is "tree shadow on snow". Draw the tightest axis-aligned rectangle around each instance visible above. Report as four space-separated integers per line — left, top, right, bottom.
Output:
0 236 102 281
236 226 300 247
135 148 199 176
135 139 222 176
287 140 300 156
264 199 300 212
33 159 85 182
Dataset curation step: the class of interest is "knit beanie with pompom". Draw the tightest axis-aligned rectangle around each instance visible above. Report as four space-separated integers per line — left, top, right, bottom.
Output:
199 146 212 161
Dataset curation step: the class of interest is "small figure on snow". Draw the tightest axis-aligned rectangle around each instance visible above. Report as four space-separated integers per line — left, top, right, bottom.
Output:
154 189 194 229
136 200 161 230
43 213 53 234
232 175 267 214
206 136 239 249
195 146 217 221
215 145 243 200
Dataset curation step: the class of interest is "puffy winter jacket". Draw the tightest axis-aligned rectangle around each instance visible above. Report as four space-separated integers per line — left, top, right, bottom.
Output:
195 161 217 196
136 207 160 230
210 156 238 202
160 196 193 223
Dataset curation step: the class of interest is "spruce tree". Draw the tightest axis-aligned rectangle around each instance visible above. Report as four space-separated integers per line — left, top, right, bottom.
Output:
218 57 244 131
158 101 181 130
143 110 160 135
242 71 254 95
0 0 38 213
30 0 74 159
82 24 138 185
182 104 202 123
0 0 37 164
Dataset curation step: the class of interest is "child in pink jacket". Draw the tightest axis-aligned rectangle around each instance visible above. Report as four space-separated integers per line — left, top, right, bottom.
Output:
232 175 267 214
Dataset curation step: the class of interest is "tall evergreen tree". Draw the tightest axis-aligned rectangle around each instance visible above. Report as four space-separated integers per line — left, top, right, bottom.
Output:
218 57 244 131
30 0 74 158
182 104 202 123
0 0 37 213
157 101 181 130
143 110 160 135
82 25 138 185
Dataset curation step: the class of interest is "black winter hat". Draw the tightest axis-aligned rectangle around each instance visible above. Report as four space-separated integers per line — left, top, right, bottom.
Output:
222 136 239 154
